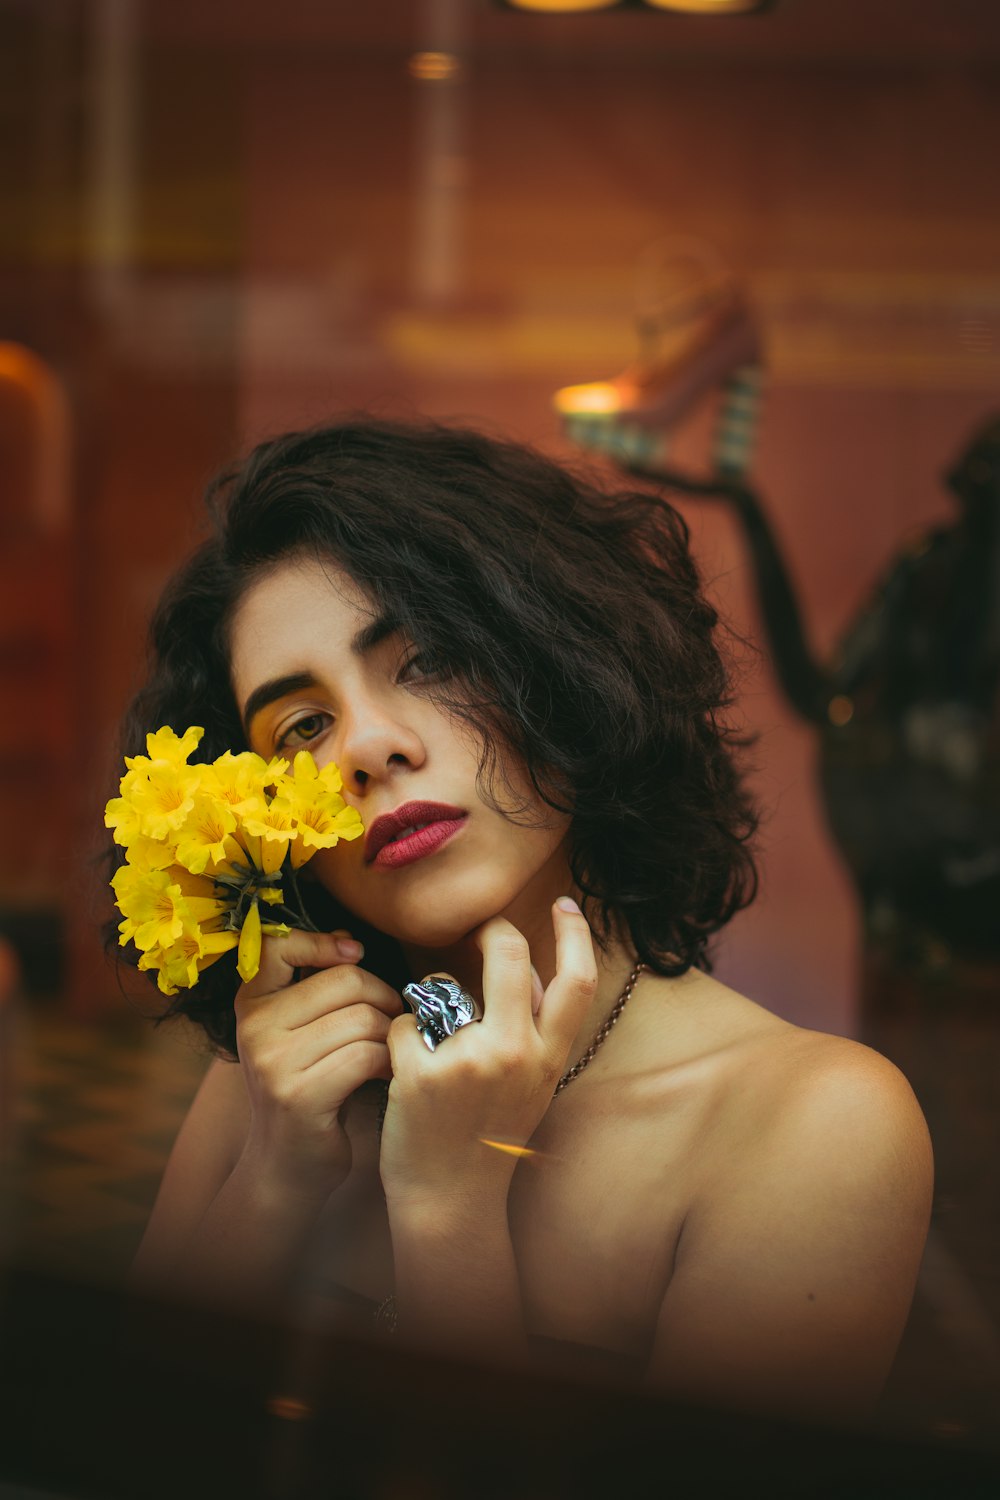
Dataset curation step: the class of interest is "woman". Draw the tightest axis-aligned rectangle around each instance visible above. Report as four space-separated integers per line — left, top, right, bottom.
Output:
113 418 932 1422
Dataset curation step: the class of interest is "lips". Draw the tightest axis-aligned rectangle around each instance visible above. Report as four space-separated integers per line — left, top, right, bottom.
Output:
364 801 468 865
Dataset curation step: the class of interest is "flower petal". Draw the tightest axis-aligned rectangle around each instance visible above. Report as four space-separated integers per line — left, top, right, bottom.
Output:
237 899 262 984
146 725 204 765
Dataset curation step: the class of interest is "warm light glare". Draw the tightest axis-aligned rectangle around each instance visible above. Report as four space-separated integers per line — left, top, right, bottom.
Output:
553 380 625 416
502 1 622 12
644 0 767 11
408 51 461 81
266 1396 314 1421
479 1138 541 1159
500 0 769 10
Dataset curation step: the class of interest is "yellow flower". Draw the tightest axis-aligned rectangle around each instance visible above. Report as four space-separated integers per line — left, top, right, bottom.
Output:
104 795 143 847
106 742 202 848
264 754 291 784
120 835 177 873
240 796 298 875
170 863 235 917
276 750 364 867
237 898 262 983
173 793 239 875
113 865 228 951
108 729 359 995
111 862 157 938
201 751 284 817
144 725 204 766
120 726 204 793
140 926 239 995
198 833 252 881
278 750 345 799
129 762 203 842
288 797 364 868
113 868 188 952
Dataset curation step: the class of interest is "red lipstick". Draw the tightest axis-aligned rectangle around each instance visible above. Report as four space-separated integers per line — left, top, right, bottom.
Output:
365 801 467 868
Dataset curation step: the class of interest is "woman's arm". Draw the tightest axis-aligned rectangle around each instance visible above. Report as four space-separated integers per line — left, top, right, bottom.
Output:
130 1054 249 1292
380 902 598 1363
131 1056 347 1312
131 930 402 1316
646 1040 933 1423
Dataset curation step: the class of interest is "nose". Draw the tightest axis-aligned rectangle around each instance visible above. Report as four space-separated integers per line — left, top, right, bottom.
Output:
337 699 426 794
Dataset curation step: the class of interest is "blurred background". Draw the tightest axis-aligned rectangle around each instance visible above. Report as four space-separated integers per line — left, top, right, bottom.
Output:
1 0 999 1463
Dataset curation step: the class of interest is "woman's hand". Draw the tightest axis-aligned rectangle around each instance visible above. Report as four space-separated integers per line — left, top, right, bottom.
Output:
379 899 598 1220
234 929 403 1203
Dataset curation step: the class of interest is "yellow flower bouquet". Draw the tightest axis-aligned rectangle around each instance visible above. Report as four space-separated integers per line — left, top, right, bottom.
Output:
105 726 363 994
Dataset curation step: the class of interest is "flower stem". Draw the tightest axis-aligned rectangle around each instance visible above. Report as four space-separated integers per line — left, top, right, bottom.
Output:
285 863 319 932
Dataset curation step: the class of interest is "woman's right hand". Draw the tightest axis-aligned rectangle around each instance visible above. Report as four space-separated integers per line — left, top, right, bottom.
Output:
233 929 403 1203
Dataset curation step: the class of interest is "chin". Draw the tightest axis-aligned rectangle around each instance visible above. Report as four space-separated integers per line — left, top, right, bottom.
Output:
394 917 478 951
338 880 523 952
318 842 567 949
370 898 499 951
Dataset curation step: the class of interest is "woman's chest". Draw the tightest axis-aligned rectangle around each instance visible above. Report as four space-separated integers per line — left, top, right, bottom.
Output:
505 1101 696 1357
312 1082 705 1359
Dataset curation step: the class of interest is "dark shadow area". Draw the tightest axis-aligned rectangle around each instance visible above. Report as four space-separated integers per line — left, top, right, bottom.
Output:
1 1262 1000 1500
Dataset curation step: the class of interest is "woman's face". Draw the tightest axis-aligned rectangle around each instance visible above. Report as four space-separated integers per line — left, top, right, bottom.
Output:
227 555 572 949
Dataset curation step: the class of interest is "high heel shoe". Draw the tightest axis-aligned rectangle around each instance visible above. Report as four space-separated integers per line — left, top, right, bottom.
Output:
554 241 764 480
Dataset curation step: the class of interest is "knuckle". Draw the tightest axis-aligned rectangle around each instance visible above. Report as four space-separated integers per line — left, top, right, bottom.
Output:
316 960 349 993
478 915 511 938
251 1040 297 1092
444 1049 482 1086
248 1036 281 1076
370 1039 392 1071
459 1040 520 1079
356 1002 390 1037
269 1071 303 1109
493 1045 524 1078
494 932 530 964
343 1038 386 1073
388 1014 415 1045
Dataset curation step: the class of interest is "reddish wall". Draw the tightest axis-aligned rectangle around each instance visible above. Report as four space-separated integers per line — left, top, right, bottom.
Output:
236 43 999 1035
4 7 998 1030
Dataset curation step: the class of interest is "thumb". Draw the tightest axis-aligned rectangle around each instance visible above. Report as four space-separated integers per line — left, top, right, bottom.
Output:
238 927 363 1002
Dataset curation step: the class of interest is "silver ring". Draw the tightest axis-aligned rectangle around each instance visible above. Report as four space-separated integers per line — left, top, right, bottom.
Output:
402 975 482 1052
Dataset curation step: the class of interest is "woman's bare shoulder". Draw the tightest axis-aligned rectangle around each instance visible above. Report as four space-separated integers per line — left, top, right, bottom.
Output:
767 1023 933 1184
636 966 931 1173
670 970 933 1191
644 979 933 1419
745 995 926 1130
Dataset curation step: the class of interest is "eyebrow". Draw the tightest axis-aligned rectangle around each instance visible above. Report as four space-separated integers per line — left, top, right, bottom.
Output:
241 612 402 735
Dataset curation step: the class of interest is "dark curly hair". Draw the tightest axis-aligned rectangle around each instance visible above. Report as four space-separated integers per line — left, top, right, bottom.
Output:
107 418 758 1057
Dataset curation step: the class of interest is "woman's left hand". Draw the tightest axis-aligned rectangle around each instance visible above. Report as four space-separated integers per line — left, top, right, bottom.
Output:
379 899 597 1220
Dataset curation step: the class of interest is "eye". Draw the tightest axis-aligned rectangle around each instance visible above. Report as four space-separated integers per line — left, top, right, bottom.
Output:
396 648 446 685
275 711 331 750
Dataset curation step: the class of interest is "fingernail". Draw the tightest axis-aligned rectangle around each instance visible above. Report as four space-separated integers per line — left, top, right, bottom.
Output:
530 965 544 1015
336 938 364 961
555 896 581 914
